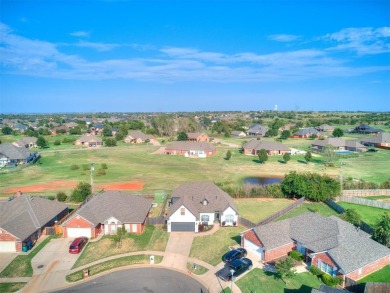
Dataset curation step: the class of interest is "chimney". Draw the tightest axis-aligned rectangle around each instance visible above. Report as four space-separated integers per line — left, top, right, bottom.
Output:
16 191 23 197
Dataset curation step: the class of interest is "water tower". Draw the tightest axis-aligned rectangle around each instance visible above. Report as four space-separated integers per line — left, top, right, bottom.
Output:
274 104 278 111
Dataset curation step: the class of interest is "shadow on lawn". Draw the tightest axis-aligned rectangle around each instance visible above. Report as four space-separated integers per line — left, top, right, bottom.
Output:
284 285 313 293
230 235 241 245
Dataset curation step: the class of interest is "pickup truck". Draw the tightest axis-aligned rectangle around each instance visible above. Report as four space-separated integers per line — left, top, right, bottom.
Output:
217 258 253 281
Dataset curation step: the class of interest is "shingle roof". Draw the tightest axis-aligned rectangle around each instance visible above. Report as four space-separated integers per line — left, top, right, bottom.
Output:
0 195 68 241
165 141 216 152
168 182 238 219
293 128 320 136
360 132 390 144
64 191 152 226
247 124 269 135
77 135 103 143
0 144 33 160
243 139 290 152
251 213 390 274
312 138 366 149
127 130 155 141
13 137 37 147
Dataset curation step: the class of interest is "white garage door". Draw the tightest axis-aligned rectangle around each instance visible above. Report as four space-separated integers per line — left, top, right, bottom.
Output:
244 239 264 260
0 241 16 252
66 228 92 238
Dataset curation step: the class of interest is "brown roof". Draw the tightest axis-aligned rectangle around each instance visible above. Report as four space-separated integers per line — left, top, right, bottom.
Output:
243 139 290 152
127 130 155 141
166 141 216 152
187 132 208 139
312 138 365 149
77 134 103 143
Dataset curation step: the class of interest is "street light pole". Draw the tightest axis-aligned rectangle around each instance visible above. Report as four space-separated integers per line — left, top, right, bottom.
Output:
230 269 235 293
90 163 94 193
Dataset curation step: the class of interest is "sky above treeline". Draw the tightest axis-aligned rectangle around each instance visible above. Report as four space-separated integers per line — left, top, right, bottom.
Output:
0 0 389 113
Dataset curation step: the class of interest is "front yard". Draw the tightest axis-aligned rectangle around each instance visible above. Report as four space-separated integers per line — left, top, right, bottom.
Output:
73 225 168 268
190 226 245 266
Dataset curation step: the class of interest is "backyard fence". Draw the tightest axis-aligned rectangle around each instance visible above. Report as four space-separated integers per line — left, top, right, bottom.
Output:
342 189 390 197
338 196 390 210
238 217 256 228
146 216 166 225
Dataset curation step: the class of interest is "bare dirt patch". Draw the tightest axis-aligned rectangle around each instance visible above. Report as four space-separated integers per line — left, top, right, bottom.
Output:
98 181 144 191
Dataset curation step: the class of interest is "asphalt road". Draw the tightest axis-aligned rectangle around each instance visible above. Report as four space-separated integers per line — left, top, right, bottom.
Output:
54 267 209 293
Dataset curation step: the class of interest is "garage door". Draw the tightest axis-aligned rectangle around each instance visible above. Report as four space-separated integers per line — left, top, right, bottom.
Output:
66 228 92 238
244 239 263 260
0 241 16 252
171 222 195 232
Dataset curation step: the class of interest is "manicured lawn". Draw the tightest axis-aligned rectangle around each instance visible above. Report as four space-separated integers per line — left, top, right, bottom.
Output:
277 202 339 221
337 202 388 226
190 226 245 266
73 225 168 268
234 198 294 223
358 265 390 283
186 262 209 275
236 268 321 293
0 235 59 278
359 196 390 201
66 254 163 282
0 282 27 293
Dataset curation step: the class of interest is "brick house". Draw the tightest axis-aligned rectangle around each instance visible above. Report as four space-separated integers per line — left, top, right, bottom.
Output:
311 138 367 152
316 124 335 132
186 132 210 142
291 128 321 138
0 194 68 252
62 191 152 238
165 141 216 157
241 213 389 285
360 132 390 149
246 124 269 137
74 134 103 147
242 139 290 156
12 137 38 148
124 130 157 144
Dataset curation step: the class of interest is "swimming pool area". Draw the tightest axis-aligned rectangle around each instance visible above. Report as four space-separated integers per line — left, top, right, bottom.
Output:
336 150 354 155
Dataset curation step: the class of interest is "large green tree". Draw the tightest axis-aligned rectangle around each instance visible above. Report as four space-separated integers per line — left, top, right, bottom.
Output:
258 149 268 163
276 256 296 284
70 182 92 202
283 153 291 163
177 131 189 141
280 130 291 140
332 128 344 137
341 208 362 227
373 212 390 248
36 136 48 148
1 126 12 135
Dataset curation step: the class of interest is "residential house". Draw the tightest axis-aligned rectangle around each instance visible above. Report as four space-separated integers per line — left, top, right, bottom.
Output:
242 139 290 156
124 130 157 144
231 131 247 138
0 144 39 167
291 128 321 138
187 132 210 142
350 124 383 134
167 182 238 232
89 122 104 135
13 123 28 132
316 124 335 132
64 122 78 128
0 194 68 252
241 213 389 285
312 284 351 293
279 123 295 131
165 141 216 157
74 135 103 147
50 125 69 135
62 191 152 238
360 132 390 149
247 124 269 137
311 138 367 152
12 137 37 148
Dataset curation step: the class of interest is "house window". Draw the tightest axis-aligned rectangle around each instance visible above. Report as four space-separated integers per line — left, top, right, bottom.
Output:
320 261 335 276
201 215 209 222
225 214 234 223
180 208 185 216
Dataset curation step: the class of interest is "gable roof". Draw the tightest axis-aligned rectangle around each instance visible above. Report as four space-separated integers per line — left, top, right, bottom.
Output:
293 128 320 136
187 132 208 139
251 213 390 275
165 141 216 152
312 138 366 149
168 182 238 219
0 195 68 241
0 144 34 160
352 124 383 134
243 139 290 152
127 130 155 141
360 132 390 144
13 137 37 147
64 191 152 226
77 135 103 143
247 124 269 135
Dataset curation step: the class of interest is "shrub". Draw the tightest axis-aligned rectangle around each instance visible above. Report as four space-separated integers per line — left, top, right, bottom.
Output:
82 164 90 171
70 164 80 170
321 273 340 287
57 192 67 202
310 265 323 277
97 168 106 176
289 250 304 261
54 140 61 145
47 196 55 201
101 163 108 169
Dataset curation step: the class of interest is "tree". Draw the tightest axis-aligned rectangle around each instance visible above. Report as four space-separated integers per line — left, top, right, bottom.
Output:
323 144 337 166
36 136 48 148
332 128 344 137
56 191 67 202
372 212 390 248
225 150 232 160
341 208 362 227
265 129 278 137
1 126 12 135
276 256 296 284
177 131 188 141
70 182 91 202
258 149 268 163
283 153 291 163
111 226 127 248
280 130 291 140
103 125 113 137
304 151 312 163
104 138 117 147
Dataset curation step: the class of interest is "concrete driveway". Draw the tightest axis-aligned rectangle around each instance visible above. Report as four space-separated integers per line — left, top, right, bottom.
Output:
23 237 80 293
0 252 18 273
162 232 194 270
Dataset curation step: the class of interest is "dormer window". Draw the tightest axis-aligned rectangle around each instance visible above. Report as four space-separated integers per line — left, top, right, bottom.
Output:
202 199 208 206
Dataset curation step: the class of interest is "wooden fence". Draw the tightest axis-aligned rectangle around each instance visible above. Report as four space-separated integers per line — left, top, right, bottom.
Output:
238 217 256 228
339 196 390 210
342 189 390 197
146 216 166 225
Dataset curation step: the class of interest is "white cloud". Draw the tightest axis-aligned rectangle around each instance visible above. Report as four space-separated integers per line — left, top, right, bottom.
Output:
268 34 300 42
69 31 90 37
75 41 119 52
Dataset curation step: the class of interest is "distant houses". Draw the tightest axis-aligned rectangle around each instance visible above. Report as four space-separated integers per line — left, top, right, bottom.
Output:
242 139 290 156
74 135 103 147
350 124 383 134
316 124 334 132
311 138 367 152
186 132 210 142
291 128 321 138
247 124 269 137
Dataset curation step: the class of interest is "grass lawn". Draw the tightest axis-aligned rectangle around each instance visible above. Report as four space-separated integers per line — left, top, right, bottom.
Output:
236 268 321 293
337 202 388 226
358 196 390 201
0 282 27 293
358 265 390 283
66 254 163 282
186 262 209 275
277 202 339 221
190 226 245 266
234 198 294 223
73 225 168 268
0 235 59 278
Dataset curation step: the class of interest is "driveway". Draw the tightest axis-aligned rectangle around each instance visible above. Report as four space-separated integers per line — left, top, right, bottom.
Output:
0 252 18 273
23 237 80 293
162 232 194 270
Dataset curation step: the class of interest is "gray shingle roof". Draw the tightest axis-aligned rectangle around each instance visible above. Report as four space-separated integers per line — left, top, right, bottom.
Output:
13 137 37 147
252 213 390 274
165 141 216 152
247 124 269 136
243 139 290 152
293 128 320 136
168 182 238 219
0 144 33 160
312 138 366 150
64 191 152 226
360 132 390 144
77 135 103 143
0 195 68 241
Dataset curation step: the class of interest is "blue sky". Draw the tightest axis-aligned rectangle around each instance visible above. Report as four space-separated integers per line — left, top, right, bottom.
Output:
0 0 389 113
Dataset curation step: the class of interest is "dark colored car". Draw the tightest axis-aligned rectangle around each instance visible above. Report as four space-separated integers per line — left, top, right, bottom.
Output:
217 257 253 281
69 237 88 254
222 247 247 263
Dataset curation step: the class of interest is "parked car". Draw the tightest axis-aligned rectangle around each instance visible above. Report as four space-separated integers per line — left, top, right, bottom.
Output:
222 247 247 263
217 258 253 281
69 237 88 254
